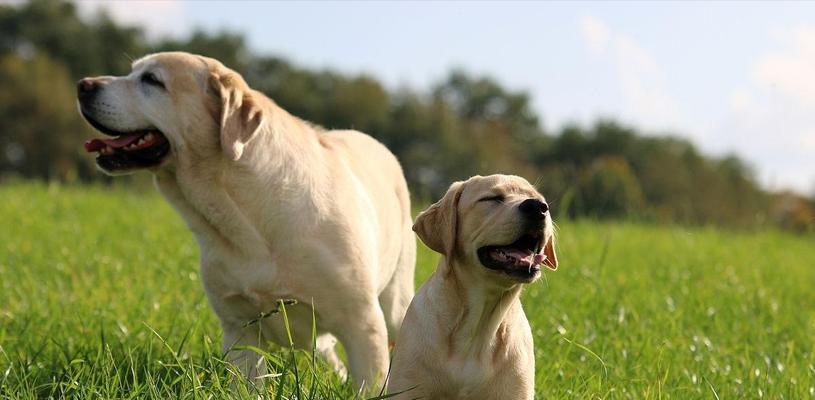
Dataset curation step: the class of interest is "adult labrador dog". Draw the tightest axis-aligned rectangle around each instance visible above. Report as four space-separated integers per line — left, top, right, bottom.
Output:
387 174 557 400
76 52 416 390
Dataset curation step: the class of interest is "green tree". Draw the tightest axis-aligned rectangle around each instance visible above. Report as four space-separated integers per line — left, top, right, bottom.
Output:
573 156 645 218
0 0 145 77
0 53 94 181
0 0 795 232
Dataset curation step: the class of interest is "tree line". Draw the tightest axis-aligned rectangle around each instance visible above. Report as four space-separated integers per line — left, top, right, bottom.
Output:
1 0 812 232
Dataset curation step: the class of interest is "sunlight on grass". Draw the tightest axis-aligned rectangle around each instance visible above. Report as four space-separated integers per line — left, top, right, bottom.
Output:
1 182 813 398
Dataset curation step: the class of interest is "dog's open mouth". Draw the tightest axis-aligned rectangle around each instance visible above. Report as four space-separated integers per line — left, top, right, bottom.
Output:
477 231 547 281
82 117 170 171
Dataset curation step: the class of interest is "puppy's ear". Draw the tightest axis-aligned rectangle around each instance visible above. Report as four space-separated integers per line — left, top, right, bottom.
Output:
209 70 265 161
413 181 464 260
543 234 558 271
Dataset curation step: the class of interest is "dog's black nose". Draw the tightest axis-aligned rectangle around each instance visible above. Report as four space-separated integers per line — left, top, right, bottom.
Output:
77 78 98 101
519 199 548 220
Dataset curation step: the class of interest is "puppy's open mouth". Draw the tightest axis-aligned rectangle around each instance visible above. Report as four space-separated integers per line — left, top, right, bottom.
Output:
82 115 170 172
477 231 547 281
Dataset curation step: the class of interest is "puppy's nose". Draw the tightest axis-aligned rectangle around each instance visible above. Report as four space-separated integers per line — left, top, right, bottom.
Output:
77 78 98 101
519 199 549 220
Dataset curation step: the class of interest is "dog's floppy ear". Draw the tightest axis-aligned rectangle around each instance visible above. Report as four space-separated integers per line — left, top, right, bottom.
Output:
543 234 558 271
413 181 464 260
209 70 265 161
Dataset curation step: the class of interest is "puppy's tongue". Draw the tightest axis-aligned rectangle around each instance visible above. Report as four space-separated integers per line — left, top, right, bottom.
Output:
84 133 142 152
504 249 546 267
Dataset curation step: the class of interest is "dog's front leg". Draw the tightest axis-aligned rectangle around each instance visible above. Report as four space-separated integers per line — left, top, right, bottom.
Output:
316 333 347 379
330 302 390 393
222 321 268 390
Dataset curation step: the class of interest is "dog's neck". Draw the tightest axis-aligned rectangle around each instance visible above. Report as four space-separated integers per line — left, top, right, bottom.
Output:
432 257 525 358
162 96 331 256
234 95 329 189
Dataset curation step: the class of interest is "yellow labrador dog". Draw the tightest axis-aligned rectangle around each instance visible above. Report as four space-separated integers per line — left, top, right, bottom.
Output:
76 52 415 390
388 175 557 399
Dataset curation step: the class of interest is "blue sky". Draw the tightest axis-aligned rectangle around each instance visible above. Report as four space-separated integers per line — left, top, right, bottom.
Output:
77 1 815 194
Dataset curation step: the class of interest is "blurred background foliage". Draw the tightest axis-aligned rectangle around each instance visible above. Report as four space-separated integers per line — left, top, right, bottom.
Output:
1 0 812 232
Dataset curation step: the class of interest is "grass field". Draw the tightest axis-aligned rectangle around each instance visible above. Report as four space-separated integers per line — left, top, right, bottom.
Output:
1 182 813 399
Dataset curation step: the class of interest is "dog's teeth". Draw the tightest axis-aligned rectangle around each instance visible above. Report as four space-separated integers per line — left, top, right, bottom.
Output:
137 138 145 145
144 133 154 141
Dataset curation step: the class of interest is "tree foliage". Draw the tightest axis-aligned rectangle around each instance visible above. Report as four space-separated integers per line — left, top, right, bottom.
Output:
0 0 810 231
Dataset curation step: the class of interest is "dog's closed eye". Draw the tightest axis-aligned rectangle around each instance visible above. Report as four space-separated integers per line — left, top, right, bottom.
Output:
478 194 505 203
141 72 165 89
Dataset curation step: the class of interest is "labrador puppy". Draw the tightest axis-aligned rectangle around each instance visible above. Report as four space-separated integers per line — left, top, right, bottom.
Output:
387 174 557 400
76 52 416 390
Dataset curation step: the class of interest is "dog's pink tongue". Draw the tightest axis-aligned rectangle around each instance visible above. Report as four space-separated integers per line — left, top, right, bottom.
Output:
84 133 142 152
505 249 545 267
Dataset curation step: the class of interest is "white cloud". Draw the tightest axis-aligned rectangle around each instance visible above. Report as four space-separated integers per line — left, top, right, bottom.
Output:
76 0 186 39
723 25 815 192
801 132 815 151
577 16 683 133
577 17 813 193
614 35 682 131
579 16 610 55
753 27 815 106
728 88 755 113
720 93 813 191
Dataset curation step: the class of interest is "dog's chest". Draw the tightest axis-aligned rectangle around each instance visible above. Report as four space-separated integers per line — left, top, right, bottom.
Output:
197 248 289 311
438 333 529 398
448 359 491 391
440 358 524 400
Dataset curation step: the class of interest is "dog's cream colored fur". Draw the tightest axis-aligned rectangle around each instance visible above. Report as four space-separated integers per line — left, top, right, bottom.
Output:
78 52 416 390
387 175 557 400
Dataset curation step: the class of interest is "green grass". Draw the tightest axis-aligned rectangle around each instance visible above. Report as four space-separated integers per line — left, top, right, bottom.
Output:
0 182 813 399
